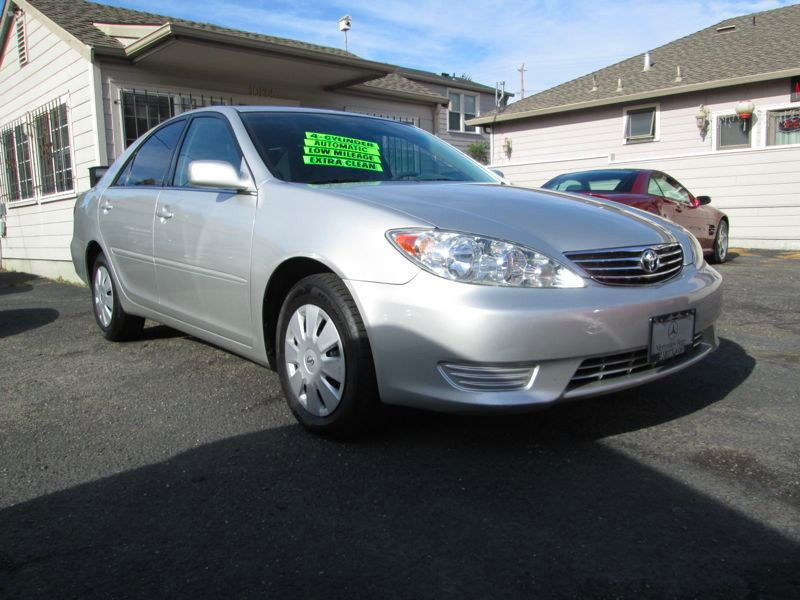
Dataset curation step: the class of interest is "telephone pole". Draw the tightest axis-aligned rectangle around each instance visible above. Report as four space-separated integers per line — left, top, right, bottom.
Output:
518 63 527 99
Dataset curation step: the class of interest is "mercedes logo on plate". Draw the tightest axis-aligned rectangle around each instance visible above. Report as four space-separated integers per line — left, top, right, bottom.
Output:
640 249 660 273
668 320 679 339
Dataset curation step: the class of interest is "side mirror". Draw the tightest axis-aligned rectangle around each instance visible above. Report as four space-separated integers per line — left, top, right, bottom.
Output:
89 165 109 187
696 195 711 205
491 168 505 179
187 160 252 191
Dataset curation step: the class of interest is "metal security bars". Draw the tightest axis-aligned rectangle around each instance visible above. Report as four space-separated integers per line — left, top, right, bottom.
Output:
0 116 35 203
32 101 73 195
119 89 234 148
0 99 73 207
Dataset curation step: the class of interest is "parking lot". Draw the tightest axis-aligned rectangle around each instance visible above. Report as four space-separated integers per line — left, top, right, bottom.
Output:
1 250 798 599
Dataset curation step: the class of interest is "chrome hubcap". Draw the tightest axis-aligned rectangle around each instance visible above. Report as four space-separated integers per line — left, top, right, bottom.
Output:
284 304 345 417
717 222 728 259
93 265 114 328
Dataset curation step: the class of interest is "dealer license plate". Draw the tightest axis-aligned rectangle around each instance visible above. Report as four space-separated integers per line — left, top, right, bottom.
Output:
649 310 695 363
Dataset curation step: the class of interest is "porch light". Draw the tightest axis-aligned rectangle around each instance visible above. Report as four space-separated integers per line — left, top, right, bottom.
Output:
735 100 755 131
695 105 709 135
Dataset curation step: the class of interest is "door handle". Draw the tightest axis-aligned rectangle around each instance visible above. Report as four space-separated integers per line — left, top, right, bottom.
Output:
100 201 113 212
156 205 174 220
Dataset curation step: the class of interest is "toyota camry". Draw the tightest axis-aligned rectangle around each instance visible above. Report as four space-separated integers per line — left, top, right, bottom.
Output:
71 107 722 437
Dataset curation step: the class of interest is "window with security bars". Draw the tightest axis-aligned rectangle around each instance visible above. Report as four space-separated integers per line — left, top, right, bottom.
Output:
0 99 73 205
33 103 73 194
120 90 234 148
1 122 35 202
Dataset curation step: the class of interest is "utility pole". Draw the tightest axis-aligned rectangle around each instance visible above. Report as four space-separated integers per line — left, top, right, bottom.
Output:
518 63 527 99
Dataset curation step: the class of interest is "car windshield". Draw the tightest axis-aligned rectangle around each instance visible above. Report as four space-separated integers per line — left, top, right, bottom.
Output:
240 111 496 185
543 170 638 193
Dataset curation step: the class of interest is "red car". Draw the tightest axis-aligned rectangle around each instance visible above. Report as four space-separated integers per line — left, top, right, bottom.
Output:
542 169 729 263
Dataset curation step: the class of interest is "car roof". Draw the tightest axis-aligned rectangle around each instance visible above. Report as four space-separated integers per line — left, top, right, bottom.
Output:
176 105 404 125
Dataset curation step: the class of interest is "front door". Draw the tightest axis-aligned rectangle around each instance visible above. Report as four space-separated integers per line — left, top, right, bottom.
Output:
98 119 186 309
153 114 257 346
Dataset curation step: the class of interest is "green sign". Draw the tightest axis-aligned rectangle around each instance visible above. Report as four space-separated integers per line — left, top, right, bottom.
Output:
303 131 383 172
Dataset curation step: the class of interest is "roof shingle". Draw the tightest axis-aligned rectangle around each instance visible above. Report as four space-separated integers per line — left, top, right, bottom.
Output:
477 3 800 122
27 0 357 57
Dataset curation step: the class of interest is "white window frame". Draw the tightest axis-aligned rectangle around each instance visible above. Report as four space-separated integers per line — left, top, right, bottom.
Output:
447 89 481 134
711 109 757 152
0 95 76 209
758 102 800 150
622 103 660 144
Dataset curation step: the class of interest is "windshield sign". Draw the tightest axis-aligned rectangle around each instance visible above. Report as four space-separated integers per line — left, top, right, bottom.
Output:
241 112 495 185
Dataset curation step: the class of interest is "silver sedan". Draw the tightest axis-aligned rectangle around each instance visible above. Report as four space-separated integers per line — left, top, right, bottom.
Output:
71 107 722 437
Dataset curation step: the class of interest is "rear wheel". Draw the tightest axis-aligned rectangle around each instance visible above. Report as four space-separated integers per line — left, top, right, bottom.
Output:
91 254 144 340
276 273 381 438
711 219 729 264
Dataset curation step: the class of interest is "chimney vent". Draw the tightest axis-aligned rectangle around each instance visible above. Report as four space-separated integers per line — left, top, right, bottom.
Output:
675 65 683 82
590 75 598 92
616 77 623 92
643 52 651 71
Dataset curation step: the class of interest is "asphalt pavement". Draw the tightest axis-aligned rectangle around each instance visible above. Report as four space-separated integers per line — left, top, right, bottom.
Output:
1 249 798 599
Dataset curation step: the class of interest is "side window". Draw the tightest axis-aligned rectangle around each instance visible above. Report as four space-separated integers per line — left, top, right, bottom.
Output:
555 179 583 192
174 117 242 187
116 120 185 187
663 176 691 203
648 176 665 196
649 174 689 203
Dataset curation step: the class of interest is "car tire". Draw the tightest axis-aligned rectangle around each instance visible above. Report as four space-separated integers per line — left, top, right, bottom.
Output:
91 253 144 341
276 273 381 438
710 219 729 264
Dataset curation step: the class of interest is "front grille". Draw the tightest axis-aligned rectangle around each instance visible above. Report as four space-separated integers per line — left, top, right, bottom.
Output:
567 331 703 390
564 243 683 285
439 363 537 392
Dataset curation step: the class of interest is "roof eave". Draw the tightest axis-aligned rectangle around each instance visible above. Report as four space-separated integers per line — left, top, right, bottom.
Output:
121 22 399 74
468 67 800 125
399 71 499 94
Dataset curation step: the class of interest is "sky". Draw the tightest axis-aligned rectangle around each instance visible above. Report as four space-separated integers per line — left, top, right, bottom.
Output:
26 0 800 102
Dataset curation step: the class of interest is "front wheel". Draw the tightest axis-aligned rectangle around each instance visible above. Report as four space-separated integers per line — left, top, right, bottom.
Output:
710 219 729 264
276 273 381 438
91 254 144 340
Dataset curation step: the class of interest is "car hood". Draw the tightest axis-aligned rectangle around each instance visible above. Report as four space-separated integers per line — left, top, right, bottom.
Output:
320 182 677 257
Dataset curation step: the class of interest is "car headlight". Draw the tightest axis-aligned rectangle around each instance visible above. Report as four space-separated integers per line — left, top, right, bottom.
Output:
387 229 585 288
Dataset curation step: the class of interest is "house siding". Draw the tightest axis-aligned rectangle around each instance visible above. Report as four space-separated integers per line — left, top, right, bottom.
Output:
0 10 94 279
490 80 800 249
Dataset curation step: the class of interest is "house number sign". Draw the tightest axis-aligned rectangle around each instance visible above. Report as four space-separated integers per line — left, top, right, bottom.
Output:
248 85 275 98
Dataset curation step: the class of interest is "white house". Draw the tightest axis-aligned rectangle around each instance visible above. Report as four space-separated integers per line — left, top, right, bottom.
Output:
0 0 505 281
470 4 800 250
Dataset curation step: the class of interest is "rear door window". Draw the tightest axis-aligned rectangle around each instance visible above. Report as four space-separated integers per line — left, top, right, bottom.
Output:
115 120 186 187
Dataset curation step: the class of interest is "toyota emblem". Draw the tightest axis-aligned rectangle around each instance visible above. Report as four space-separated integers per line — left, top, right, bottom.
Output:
640 249 660 273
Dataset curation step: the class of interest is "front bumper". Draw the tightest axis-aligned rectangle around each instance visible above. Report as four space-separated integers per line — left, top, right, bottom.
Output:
346 263 722 412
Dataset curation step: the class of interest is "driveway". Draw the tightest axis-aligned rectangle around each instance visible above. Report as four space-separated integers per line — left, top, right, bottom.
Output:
1 251 798 599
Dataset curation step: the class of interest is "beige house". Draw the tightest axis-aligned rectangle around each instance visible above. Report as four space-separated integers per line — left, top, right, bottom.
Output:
471 4 800 250
0 0 505 281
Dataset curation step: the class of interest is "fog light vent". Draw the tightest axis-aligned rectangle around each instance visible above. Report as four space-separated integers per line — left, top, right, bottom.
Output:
439 363 537 392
